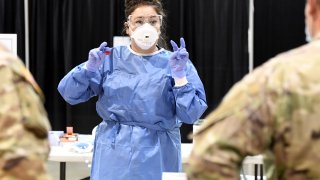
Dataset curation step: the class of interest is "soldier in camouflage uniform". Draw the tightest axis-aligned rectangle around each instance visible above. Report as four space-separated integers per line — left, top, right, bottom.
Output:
0 43 51 180
187 0 320 179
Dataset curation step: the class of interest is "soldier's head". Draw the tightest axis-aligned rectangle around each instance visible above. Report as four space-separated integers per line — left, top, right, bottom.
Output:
305 0 320 41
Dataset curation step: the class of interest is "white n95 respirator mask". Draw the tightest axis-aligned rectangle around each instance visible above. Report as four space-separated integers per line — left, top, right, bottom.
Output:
131 23 159 50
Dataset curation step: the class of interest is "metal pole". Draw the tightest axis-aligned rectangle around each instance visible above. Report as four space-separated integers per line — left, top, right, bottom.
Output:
24 0 30 69
248 0 254 73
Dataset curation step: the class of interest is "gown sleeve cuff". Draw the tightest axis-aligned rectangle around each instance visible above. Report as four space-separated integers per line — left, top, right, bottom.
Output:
174 76 188 87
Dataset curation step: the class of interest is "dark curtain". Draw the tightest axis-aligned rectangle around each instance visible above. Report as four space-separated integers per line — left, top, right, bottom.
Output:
0 0 25 61
28 0 126 136
2 0 249 143
165 0 250 141
254 0 306 67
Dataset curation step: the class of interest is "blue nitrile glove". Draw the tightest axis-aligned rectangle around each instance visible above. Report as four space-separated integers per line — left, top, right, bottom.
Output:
169 37 189 78
85 42 111 72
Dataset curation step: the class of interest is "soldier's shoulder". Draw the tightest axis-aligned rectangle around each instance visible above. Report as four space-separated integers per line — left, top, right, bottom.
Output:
0 50 44 98
254 43 318 74
274 42 319 62
0 51 27 76
254 42 320 91
0 50 16 67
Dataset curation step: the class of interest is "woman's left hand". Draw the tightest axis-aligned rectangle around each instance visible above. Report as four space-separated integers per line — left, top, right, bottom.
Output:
169 37 189 78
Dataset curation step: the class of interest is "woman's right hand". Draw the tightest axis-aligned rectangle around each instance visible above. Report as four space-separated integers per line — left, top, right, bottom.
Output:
86 42 111 72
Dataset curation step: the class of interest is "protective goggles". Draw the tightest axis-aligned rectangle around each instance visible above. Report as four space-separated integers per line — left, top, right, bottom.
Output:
128 15 163 28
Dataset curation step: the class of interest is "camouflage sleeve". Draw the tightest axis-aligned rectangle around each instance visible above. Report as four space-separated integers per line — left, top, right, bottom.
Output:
8 53 51 139
0 50 51 179
187 65 275 180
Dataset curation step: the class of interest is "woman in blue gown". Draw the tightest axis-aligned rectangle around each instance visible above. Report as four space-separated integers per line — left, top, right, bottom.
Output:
58 0 207 179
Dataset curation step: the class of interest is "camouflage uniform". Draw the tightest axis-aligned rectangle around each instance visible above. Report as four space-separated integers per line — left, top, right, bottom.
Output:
187 40 320 180
0 44 51 180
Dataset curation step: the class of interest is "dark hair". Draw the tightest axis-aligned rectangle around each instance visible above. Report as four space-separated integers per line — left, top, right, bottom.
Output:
123 0 168 49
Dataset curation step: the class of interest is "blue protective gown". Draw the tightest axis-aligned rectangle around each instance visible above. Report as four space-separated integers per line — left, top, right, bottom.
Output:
58 46 207 180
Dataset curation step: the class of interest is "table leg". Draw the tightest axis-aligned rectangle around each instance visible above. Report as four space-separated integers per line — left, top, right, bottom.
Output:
254 164 258 180
260 164 263 180
60 162 66 180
